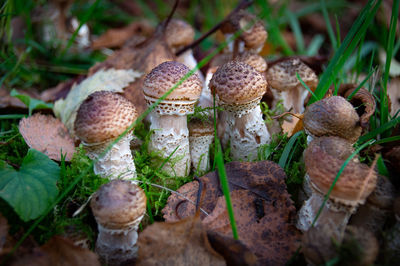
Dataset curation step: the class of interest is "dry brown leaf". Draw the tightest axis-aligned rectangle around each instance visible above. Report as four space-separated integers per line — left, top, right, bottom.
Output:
162 161 300 265
11 236 100 266
137 215 226 266
19 113 75 161
281 114 303 137
40 75 86 103
388 78 400 117
91 21 153 50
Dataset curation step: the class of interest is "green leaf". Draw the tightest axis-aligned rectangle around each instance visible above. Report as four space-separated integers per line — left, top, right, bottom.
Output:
10 89 53 116
0 149 60 221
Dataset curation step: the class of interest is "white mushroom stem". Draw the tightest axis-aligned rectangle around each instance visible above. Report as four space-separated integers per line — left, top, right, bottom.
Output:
84 133 137 180
272 86 308 114
297 191 355 233
221 98 270 161
176 49 204 83
149 110 191 177
224 34 245 54
189 134 214 173
96 216 144 265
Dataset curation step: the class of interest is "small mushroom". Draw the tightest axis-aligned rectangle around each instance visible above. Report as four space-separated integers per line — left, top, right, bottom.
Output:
297 136 377 232
303 96 362 143
221 9 267 54
350 174 396 234
266 58 318 114
90 180 146 265
188 118 214 173
210 61 270 160
74 91 138 180
165 19 204 82
143 61 202 177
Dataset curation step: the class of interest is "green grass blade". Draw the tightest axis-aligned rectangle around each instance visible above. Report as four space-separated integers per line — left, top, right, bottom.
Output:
286 9 305 53
347 67 376 100
320 0 337 51
0 114 26 120
311 139 375 227
309 0 381 104
278 131 303 168
358 117 400 144
373 135 400 145
306 34 324 56
296 72 317 101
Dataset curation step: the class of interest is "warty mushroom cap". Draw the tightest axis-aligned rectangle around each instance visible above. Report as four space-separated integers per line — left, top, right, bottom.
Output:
90 180 146 230
305 136 377 207
142 61 202 115
74 91 138 144
220 10 267 50
188 118 214 137
165 19 195 52
236 51 267 72
209 61 267 105
266 58 318 92
304 96 362 143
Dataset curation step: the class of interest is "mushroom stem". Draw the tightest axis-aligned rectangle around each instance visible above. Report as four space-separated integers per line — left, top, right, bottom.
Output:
84 132 137 180
148 111 191 177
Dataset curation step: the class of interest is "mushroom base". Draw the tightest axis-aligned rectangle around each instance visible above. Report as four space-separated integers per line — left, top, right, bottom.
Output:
224 105 270 161
189 135 214 173
149 112 191 177
84 133 137 180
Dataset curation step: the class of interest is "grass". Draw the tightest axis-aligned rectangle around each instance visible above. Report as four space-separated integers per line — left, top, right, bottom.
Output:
0 0 400 264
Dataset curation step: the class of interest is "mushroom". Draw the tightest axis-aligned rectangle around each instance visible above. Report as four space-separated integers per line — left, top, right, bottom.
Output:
266 58 318 114
350 174 396 235
165 19 204 82
188 118 214 173
303 96 362 144
297 136 377 232
90 180 146 265
143 61 202 177
383 196 400 263
210 61 270 160
74 91 138 180
220 9 267 55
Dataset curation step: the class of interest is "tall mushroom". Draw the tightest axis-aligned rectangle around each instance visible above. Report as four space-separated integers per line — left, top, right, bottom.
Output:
74 91 138 180
303 96 362 143
91 180 146 265
266 58 318 114
210 61 270 160
297 136 377 232
143 61 202 177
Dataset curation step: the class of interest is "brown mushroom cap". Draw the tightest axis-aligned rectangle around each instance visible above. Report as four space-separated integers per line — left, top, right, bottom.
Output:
188 118 214 137
305 136 377 206
209 61 267 105
90 180 146 230
143 61 202 102
221 10 267 50
74 91 138 144
266 58 318 92
236 51 267 72
304 96 362 142
165 19 195 51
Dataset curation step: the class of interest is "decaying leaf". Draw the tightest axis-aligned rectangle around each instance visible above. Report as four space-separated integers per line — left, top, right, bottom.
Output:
379 49 400 77
281 113 303 137
19 114 75 161
388 78 400 117
53 68 141 137
162 161 301 265
0 87 41 110
11 236 100 266
40 75 86 103
0 149 60 221
91 21 153 50
137 215 226 266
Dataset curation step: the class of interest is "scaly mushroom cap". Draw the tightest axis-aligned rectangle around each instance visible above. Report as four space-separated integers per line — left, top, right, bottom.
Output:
210 61 267 105
236 51 267 72
74 91 138 144
143 61 202 115
304 96 362 142
305 137 377 207
221 10 267 50
188 118 214 137
91 180 146 230
266 58 318 92
165 19 195 52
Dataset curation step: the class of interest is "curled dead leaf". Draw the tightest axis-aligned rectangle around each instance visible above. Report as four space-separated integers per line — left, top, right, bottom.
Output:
137 215 226 266
19 113 75 161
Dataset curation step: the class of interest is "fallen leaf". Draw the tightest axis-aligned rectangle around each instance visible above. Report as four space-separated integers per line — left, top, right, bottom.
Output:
19 114 75 161
162 161 301 265
0 149 60 221
53 68 141 137
388 78 400 117
137 215 226 266
11 236 100 266
0 87 41 110
40 75 86 103
91 21 153 50
281 113 303 137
